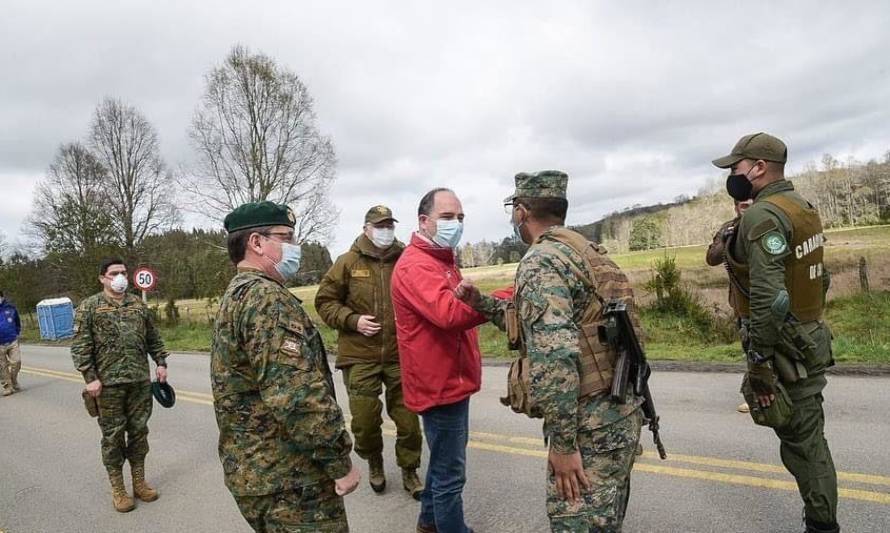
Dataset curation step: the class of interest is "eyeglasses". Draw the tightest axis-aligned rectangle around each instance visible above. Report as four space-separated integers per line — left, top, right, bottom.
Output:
260 231 297 244
503 202 525 214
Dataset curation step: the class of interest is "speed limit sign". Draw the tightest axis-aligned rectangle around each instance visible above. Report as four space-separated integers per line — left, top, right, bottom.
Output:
133 266 158 292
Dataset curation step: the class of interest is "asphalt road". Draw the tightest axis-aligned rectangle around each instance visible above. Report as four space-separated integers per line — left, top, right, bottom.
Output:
1 345 888 533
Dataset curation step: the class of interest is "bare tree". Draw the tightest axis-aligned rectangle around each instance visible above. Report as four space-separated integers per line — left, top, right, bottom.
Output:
185 44 339 243
90 97 178 251
29 142 117 254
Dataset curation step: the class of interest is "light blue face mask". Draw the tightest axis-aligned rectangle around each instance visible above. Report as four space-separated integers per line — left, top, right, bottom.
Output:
433 219 463 248
274 242 303 280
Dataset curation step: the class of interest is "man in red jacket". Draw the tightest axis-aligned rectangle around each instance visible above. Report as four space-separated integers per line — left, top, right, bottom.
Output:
391 187 487 533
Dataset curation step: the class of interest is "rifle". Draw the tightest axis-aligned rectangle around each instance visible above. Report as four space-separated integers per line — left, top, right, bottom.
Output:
603 299 667 460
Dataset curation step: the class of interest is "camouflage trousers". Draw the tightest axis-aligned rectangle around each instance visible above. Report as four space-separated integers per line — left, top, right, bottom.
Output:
547 408 643 533
342 362 422 469
0 340 21 392
96 380 152 472
234 482 349 533
775 392 838 526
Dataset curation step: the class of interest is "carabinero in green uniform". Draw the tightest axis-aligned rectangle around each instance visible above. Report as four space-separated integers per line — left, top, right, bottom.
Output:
211 201 358 533
714 133 838 533
314 205 424 498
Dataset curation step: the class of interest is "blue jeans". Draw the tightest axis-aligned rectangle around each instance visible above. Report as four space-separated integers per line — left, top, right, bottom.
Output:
418 398 471 533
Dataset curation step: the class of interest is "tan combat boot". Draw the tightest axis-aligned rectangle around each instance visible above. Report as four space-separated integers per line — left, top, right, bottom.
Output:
131 462 159 502
368 454 386 493
109 470 135 512
402 468 424 501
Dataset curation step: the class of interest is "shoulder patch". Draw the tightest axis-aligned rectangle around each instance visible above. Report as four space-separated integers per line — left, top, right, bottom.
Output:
747 218 779 241
760 231 788 255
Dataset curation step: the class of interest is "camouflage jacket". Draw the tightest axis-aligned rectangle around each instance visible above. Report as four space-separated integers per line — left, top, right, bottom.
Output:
477 227 640 454
71 292 168 385
211 267 352 496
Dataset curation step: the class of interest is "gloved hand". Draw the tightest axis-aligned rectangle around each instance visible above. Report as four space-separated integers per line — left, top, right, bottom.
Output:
747 362 778 397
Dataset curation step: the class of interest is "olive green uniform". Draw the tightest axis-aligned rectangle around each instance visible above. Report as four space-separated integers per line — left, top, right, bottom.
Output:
212 268 353 532
727 179 837 528
70 292 168 473
315 234 422 470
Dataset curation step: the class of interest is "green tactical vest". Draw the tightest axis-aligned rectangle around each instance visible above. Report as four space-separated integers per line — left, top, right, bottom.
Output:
725 193 825 322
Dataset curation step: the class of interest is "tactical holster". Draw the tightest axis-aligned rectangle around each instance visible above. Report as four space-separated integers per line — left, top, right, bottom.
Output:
82 389 99 418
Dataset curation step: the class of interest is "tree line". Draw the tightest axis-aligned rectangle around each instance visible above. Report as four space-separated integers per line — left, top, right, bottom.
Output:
578 152 890 253
454 152 890 263
0 45 337 313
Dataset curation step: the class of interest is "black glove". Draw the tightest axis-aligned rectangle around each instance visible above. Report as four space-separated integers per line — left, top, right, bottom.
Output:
721 225 736 241
747 362 778 397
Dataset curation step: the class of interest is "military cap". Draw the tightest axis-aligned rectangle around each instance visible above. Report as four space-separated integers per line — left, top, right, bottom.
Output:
712 132 788 168
224 201 296 233
151 380 176 408
503 170 569 203
364 205 398 224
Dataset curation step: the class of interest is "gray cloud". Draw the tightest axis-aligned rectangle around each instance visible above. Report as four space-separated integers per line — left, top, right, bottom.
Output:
2 0 890 255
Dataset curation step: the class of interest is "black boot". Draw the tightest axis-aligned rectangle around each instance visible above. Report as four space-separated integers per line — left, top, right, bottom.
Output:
805 518 839 533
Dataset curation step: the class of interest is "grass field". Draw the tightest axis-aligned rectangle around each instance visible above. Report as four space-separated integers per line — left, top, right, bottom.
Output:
20 225 890 364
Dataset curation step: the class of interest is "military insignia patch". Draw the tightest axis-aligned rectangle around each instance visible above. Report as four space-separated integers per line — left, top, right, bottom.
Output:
281 339 301 355
761 231 788 255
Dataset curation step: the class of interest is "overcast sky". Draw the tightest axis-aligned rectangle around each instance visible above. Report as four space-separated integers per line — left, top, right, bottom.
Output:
2 1 889 255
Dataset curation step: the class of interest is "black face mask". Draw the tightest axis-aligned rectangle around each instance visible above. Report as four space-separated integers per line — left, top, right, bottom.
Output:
726 169 754 202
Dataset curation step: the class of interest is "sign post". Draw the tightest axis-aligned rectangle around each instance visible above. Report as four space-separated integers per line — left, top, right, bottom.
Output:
133 266 158 303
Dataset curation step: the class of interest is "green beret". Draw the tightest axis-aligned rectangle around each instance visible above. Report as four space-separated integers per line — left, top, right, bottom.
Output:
503 170 568 203
224 201 296 233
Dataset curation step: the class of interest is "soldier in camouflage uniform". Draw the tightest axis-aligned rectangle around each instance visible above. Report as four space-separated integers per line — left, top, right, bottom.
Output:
458 171 643 532
71 258 169 513
715 133 839 533
211 201 360 532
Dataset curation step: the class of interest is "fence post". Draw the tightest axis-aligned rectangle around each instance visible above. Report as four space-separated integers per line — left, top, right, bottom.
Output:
859 256 870 293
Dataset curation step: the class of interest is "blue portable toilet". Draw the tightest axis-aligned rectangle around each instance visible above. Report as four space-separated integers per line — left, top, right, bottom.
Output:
36 297 75 340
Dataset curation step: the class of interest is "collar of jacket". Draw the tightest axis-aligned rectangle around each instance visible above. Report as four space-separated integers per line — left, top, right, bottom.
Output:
532 224 567 245
754 178 794 201
409 232 456 264
101 292 138 307
353 234 404 261
235 265 289 288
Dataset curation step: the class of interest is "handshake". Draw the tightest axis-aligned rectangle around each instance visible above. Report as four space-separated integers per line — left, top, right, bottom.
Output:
454 280 481 306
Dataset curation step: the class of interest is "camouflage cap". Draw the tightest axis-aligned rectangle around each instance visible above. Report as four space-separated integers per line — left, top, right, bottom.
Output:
503 170 569 203
223 201 296 233
364 205 398 224
712 132 788 168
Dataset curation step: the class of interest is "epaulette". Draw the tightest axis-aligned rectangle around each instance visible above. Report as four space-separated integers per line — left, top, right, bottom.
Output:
230 275 263 302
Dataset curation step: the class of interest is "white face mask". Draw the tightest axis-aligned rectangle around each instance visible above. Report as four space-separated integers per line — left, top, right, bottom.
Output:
110 274 128 294
433 219 463 248
370 227 395 248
